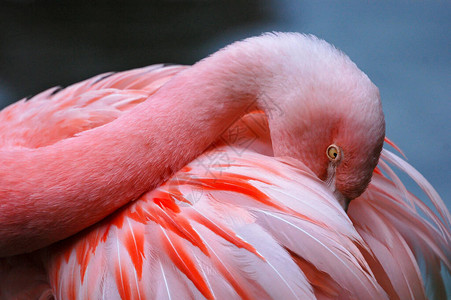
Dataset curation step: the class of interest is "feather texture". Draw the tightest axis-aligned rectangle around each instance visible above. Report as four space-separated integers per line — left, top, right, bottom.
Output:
45 147 389 299
0 34 449 299
0 64 187 149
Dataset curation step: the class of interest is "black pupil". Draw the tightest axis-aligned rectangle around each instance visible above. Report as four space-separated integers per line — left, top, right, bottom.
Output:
333 152 337 157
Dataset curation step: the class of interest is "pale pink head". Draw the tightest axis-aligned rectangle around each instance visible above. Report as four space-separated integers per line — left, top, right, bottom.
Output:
219 33 385 206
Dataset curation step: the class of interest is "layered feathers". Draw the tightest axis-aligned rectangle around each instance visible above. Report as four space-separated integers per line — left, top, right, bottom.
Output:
0 38 449 299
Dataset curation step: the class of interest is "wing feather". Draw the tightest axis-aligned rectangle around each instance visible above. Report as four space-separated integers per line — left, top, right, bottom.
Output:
349 149 450 299
9 104 447 299
45 147 387 299
0 64 186 149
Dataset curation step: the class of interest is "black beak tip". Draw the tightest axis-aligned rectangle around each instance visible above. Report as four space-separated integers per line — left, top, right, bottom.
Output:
334 190 350 212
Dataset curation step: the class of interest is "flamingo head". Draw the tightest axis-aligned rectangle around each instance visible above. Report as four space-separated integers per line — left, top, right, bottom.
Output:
250 33 386 210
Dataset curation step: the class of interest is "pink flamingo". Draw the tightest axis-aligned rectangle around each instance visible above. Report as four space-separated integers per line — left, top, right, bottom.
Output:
0 33 449 299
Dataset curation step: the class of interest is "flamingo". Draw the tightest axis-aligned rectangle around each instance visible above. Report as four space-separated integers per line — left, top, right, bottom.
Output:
0 33 449 299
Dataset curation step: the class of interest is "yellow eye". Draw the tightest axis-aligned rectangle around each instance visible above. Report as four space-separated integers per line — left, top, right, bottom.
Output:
326 144 341 161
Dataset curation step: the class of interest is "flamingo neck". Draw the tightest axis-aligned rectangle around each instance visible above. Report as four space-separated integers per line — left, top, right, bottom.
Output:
0 52 269 256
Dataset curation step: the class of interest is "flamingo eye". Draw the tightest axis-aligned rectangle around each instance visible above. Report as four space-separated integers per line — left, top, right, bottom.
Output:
326 144 341 162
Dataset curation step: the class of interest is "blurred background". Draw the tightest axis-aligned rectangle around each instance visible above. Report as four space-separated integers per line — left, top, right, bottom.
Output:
0 0 449 210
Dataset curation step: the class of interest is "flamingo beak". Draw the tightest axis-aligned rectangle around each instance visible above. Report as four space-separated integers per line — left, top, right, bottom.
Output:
325 163 350 211
334 190 350 212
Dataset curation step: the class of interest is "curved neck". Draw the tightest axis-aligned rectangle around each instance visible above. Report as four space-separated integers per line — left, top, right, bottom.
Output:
0 53 266 256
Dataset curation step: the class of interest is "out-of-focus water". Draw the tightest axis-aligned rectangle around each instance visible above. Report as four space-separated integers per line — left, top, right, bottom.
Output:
0 1 449 210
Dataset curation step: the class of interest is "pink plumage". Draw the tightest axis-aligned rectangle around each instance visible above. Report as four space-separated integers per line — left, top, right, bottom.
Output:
0 33 449 299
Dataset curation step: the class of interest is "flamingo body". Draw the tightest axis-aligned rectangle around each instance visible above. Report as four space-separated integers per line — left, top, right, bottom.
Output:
0 33 449 299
